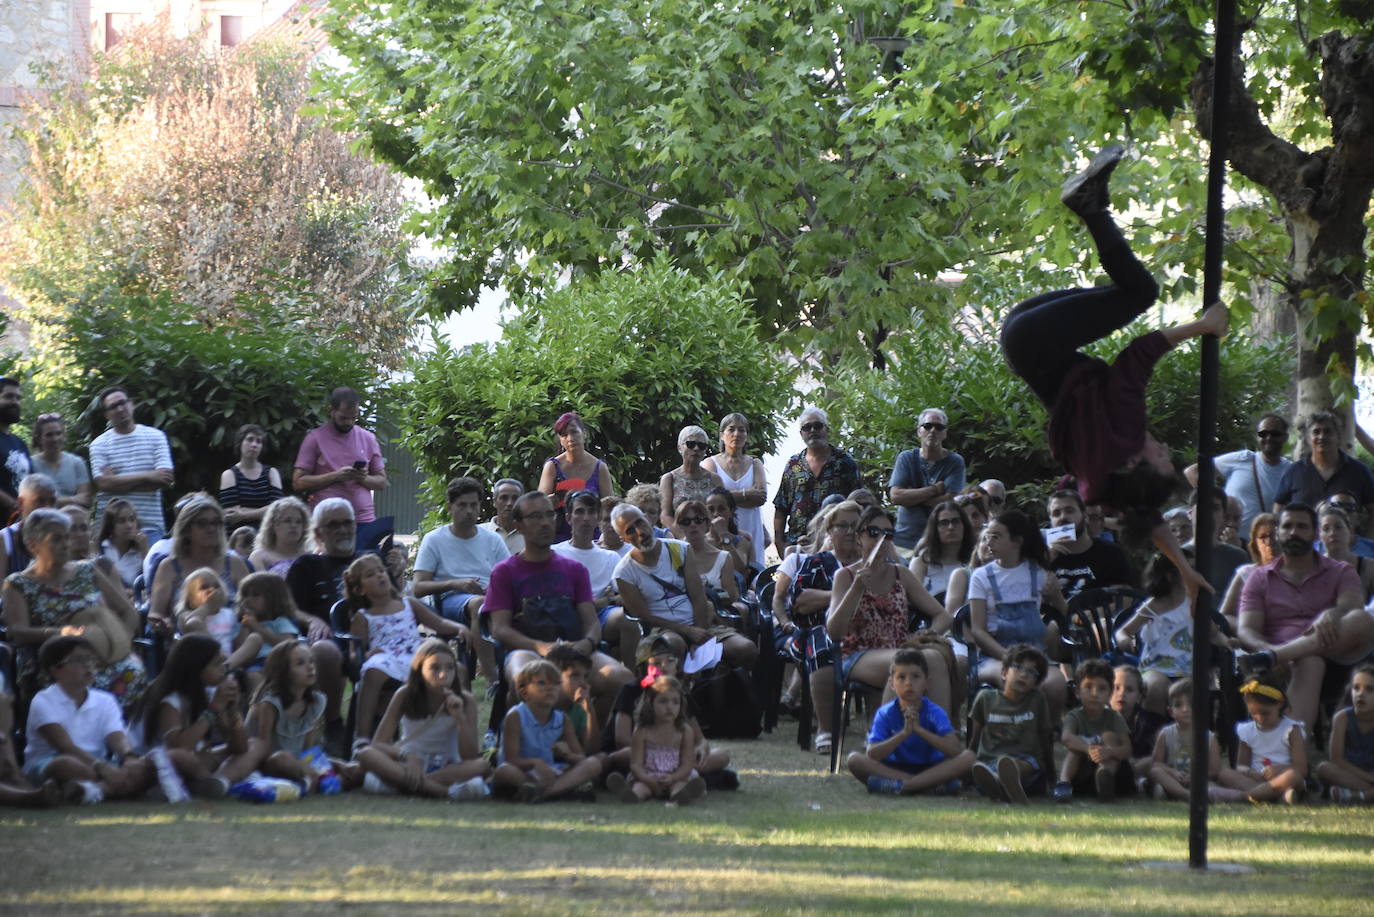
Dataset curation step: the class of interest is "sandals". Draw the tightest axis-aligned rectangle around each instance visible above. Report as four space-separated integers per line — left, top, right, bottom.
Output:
814 731 833 756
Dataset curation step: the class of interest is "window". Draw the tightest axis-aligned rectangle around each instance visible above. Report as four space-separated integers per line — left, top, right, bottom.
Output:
220 15 245 47
104 13 138 50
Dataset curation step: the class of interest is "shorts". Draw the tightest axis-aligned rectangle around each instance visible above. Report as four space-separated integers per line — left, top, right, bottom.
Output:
838 649 869 683
596 604 622 627
886 759 938 776
21 752 58 784
976 753 1046 795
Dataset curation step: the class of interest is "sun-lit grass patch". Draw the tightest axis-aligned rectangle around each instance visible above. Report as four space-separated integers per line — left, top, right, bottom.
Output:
3 727 1372 915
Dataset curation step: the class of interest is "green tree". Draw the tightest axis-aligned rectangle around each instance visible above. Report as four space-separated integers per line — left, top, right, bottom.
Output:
319 0 1130 370
1 28 414 373
398 257 794 518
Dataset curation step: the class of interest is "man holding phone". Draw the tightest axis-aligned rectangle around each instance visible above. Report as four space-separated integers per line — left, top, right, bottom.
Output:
293 386 387 525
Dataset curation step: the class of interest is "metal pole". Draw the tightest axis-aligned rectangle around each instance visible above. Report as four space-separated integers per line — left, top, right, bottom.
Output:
1190 0 1237 870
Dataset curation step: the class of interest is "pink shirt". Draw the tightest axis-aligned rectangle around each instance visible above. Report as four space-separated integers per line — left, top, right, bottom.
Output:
1239 552 1360 645
294 423 384 522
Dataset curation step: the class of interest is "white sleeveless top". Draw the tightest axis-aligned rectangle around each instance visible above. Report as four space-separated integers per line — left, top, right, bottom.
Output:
712 459 765 567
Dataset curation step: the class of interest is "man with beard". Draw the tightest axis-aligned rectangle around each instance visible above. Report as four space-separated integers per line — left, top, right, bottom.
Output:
772 407 861 552
293 386 387 525
889 407 966 559
1184 412 1292 542
0 378 30 519
1044 489 1134 602
1239 503 1373 728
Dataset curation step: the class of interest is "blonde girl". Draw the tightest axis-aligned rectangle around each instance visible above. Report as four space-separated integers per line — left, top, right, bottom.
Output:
608 674 705 804
345 554 467 749
355 639 490 799
177 567 261 671
1215 669 1308 804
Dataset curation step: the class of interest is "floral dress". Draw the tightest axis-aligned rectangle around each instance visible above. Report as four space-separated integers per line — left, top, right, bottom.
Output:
358 600 423 683
6 561 148 713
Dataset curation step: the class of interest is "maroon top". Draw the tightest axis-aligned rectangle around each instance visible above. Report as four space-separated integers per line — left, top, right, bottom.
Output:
1047 330 1172 505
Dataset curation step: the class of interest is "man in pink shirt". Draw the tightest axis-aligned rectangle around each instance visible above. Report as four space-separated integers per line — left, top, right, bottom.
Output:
293 388 387 524
1239 502 1372 728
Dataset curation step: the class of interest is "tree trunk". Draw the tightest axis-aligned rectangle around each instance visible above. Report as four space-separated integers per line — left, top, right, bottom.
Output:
1191 32 1374 435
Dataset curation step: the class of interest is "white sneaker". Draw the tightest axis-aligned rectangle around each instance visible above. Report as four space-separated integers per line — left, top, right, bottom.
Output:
77 780 104 805
448 776 490 802
148 747 190 804
362 772 397 795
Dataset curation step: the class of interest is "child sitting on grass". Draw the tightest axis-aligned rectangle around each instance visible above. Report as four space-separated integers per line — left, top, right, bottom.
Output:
605 633 737 790
969 643 1055 803
1315 663 1374 804
1111 664 1166 785
1215 668 1308 804
1053 658 1131 802
606 674 706 804
248 641 362 794
492 658 601 802
547 644 602 757
1148 677 1222 801
355 639 490 800
23 635 155 804
845 647 974 795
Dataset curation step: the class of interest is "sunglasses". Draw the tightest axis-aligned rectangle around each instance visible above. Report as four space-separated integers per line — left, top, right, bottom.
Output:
676 515 708 526
919 422 946 432
936 518 962 528
864 526 894 539
1256 430 1286 439
1328 502 1359 514
682 441 710 451
800 422 826 433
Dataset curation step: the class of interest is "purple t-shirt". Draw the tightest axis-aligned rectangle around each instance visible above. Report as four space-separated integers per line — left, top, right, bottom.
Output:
1047 330 1172 505
483 552 593 642
293 424 384 523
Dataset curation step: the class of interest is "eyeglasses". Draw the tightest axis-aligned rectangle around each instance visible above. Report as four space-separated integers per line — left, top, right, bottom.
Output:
829 521 857 533
190 517 222 529
919 422 946 432
35 412 62 424
682 441 709 451
936 518 962 528
320 518 355 531
800 422 826 433
676 515 708 526
864 526 894 539
519 510 557 522
1256 430 1286 439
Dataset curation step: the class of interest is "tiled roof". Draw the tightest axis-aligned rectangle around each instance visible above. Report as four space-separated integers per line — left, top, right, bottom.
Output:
246 0 332 55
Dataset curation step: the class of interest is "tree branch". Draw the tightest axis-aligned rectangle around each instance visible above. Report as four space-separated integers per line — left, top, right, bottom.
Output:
524 160 731 223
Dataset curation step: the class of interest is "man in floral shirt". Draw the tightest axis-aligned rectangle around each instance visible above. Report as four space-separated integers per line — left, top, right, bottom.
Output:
772 407 861 551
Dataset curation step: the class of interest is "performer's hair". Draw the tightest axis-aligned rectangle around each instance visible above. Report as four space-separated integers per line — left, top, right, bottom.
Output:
1099 465 1178 545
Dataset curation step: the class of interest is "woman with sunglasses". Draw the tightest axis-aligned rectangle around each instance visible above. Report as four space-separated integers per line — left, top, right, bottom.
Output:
658 425 725 529
674 499 748 620
812 506 951 753
29 413 91 510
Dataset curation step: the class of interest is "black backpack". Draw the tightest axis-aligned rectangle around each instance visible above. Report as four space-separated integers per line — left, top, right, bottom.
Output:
689 665 763 739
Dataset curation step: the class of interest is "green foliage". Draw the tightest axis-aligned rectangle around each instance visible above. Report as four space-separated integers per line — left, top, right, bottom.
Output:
41 291 378 497
823 305 1293 495
397 257 794 519
319 0 1140 369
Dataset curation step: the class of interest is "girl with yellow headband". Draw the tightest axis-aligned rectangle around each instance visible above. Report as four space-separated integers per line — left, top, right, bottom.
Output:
1215 668 1308 804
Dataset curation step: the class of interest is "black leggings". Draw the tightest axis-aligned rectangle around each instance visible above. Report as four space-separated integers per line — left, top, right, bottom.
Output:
1000 211 1160 405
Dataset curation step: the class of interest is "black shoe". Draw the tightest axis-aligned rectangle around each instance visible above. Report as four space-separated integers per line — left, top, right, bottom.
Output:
1238 649 1277 675
704 768 740 791
1061 144 1125 216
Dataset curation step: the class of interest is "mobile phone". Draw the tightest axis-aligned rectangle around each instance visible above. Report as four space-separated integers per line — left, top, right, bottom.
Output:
353 460 366 471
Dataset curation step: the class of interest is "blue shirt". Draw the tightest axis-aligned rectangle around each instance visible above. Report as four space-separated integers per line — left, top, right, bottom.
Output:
866 696 953 767
889 449 965 548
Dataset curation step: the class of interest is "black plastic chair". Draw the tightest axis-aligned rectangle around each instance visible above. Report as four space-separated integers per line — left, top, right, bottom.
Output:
328 599 364 749
1062 586 1149 668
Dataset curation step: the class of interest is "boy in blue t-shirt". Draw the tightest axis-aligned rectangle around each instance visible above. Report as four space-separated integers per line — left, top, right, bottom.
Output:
846 648 975 795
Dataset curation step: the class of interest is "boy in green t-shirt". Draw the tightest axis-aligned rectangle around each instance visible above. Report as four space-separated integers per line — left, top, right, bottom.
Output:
1054 658 1131 801
969 644 1055 803
547 644 601 757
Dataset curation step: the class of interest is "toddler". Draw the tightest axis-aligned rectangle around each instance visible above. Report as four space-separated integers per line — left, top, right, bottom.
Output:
1215 668 1307 804
1054 658 1131 801
177 567 261 671
969 643 1054 803
607 675 705 804
1148 678 1222 801
845 647 974 795
493 658 602 802
1111 664 1166 782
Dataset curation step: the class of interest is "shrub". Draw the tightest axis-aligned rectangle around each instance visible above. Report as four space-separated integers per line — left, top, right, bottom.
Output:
397 256 796 523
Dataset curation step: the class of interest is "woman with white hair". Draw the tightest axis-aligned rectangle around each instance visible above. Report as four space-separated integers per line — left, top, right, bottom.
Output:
2 508 148 713
658 425 726 529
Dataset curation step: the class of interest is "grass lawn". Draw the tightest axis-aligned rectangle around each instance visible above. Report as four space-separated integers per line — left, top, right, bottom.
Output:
3 717 1372 917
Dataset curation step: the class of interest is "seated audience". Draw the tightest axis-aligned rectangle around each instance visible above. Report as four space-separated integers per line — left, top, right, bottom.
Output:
97 497 147 591
1215 668 1308 804
248 497 311 575
1315 664 1374 803
148 496 249 631
481 478 526 554
1053 658 1131 801
491 658 601 802
1148 677 1224 802
552 490 637 669
704 488 753 579
0 473 59 577
1217 513 1276 633
968 644 1054 803
909 499 974 607
1317 503 1374 599
1043 489 1133 602
605 673 707 805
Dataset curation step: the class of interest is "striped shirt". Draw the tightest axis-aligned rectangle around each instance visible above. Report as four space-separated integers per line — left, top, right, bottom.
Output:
90 424 173 534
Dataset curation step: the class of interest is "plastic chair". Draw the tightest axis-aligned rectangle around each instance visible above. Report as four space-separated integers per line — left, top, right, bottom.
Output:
328 599 364 749
1062 586 1149 668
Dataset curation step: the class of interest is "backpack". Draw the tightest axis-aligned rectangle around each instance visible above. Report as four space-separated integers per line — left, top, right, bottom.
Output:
689 665 763 739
